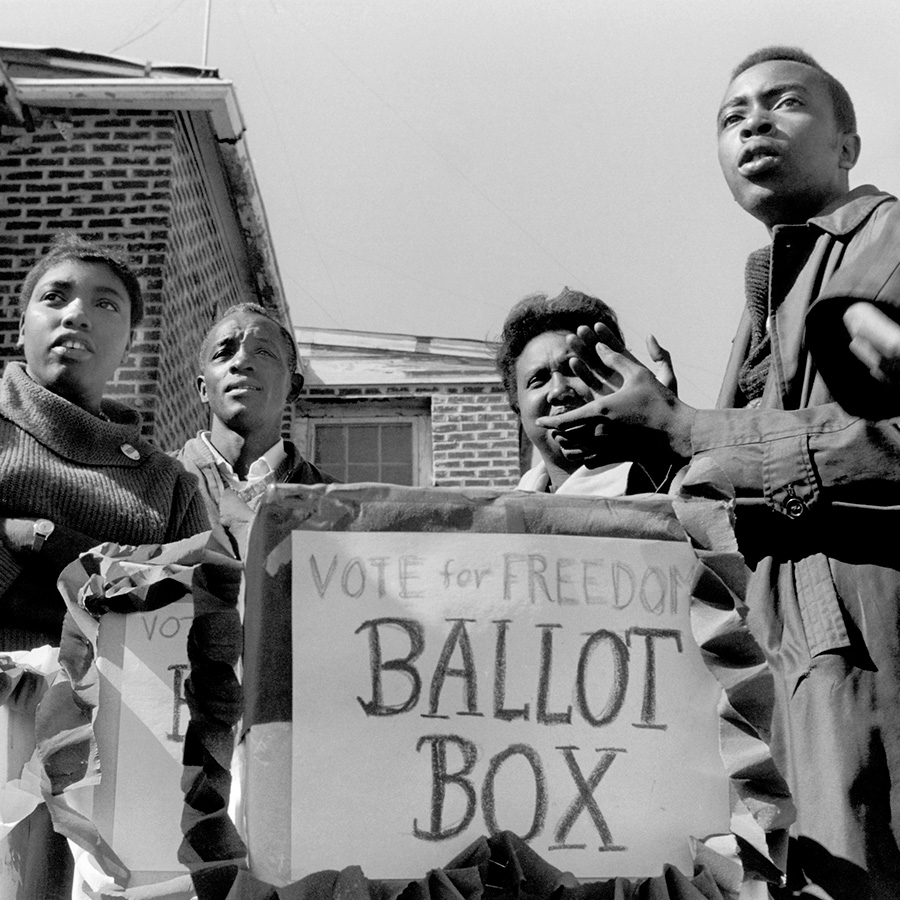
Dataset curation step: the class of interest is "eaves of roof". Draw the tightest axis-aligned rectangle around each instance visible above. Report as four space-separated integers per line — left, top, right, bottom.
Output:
0 43 216 81
295 326 496 361
0 43 290 329
295 326 500 387
8 75 244 141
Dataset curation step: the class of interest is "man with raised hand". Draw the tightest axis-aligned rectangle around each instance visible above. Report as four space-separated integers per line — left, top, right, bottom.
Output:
176 303 333 527
540 48 900 898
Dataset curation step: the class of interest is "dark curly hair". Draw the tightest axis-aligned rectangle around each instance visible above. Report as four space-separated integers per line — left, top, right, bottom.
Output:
730 46 856 134
19 233 144 327
496 287 623 413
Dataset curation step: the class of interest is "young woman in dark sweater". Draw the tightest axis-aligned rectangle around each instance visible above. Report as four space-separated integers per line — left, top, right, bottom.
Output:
0 234 209 650
0 235 210 897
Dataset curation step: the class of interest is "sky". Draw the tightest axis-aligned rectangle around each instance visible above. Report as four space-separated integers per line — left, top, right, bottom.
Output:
4 0 900 406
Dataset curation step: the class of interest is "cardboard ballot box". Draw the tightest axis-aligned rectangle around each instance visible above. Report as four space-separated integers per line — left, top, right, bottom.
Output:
48 536 208 899
91 601 194 883
239 484 729 886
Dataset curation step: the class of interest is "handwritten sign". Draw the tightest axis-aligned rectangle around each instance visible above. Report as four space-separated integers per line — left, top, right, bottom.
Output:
92 601 193 874
290 531 727 880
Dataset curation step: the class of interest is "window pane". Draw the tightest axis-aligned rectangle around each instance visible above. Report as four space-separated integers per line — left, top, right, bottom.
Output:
315 426 345 467
380 424 413 463
347 463 380 482
314 421 417 485
348 425 379 463
380 462 414 486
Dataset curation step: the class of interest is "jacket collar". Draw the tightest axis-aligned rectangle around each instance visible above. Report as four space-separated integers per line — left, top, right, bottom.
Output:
803 184 896 237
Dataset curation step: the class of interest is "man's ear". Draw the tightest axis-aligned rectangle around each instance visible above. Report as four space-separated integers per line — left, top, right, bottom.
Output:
16 314 25 349
287 372 304 402
839 132 861 171
197 374 209 404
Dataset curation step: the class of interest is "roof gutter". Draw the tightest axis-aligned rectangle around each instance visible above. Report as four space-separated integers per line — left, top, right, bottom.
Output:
11 77 245 141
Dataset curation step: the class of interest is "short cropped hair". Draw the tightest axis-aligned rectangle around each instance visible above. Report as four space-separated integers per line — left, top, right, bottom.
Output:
496 287 623 413
19 233 144 327
199 302 298 373
731 46 856 134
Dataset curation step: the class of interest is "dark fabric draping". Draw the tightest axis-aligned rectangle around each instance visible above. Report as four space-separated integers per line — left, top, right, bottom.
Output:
179 522 246 900
216 831 727 900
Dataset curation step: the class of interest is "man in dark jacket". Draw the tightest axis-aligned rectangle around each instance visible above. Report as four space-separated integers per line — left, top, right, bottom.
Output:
175 303 333 525
539 47 900 899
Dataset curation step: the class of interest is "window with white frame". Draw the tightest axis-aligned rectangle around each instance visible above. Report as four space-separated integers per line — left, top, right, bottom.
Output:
302 405 432 486
314 421 414 484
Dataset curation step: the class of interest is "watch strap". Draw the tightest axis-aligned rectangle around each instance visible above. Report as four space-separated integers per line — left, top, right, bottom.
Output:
32 519 54 553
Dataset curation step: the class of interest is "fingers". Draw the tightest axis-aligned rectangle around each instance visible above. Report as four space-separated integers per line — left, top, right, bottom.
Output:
646 333 678 395
566 329 614 391
570 353 624 394
565 326 622 393
537 320 663 433
594 322 625 353
646 333 666 362
536 399 607 432
848 335 890 382
566 323 612 355
569 324 638 369
843 302 896 350
844 303 900 385
569 354 602 385
568 325 607 365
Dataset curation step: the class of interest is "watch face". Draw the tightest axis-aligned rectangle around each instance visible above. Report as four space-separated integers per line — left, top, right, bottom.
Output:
35 519 54 537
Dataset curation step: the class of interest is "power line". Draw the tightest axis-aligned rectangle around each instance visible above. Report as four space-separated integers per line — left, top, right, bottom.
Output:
292 16 590 290
235 0 345 328
109 0 189 54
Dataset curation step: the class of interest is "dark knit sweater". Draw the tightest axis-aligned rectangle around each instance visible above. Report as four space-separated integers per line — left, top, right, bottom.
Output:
0 362 210 647
737 245 772 406
175 433 334 527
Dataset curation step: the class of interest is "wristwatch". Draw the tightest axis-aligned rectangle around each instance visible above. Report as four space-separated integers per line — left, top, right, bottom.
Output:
32 519 55 553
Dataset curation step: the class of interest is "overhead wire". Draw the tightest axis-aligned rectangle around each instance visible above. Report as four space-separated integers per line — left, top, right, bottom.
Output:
234 0 346 328
109 0 190 54
285 12 723 383
292 16 591 295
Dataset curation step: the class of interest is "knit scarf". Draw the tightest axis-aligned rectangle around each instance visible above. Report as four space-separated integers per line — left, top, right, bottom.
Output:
737 245 772 405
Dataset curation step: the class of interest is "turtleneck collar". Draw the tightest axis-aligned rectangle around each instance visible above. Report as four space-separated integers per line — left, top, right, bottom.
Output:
1 362 145 466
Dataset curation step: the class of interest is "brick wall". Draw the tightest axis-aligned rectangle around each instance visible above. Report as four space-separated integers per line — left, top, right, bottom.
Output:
154 115 247 450
432 386 520 488
0 108 177 438
0 106 272 450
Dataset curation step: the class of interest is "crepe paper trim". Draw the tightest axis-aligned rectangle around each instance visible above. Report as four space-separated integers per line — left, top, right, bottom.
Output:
179 523 247 899
218 832 730 900
673 464 793 885
0 648 60 841
31 531 224 895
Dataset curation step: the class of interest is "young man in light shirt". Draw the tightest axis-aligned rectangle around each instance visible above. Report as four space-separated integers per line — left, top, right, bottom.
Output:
175 303 333 525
